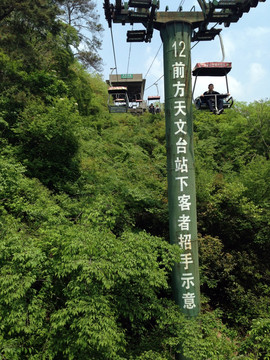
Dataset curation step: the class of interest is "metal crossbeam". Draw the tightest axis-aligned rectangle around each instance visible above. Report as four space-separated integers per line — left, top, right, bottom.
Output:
104 0 265 42
127 30 146 42
129 0 152 8
104 0 159 42
192 28 222 41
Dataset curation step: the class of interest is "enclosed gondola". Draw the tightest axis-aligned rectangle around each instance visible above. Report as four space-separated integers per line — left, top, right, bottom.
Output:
107 86 129 113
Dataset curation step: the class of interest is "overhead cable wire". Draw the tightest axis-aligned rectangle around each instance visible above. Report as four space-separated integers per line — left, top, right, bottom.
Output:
145 74 164 91
126 42 132 74
110 26 119 80
126 26 133 74
178 0 185 11
144 42 162 79
191 41 199 50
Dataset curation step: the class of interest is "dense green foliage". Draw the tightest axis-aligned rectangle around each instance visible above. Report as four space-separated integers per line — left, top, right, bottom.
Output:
0 1 269 359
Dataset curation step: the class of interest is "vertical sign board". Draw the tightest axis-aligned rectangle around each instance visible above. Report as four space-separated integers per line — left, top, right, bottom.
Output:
160 21 200 316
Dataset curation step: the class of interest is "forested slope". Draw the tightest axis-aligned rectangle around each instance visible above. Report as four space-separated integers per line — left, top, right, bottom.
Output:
0 1 269 359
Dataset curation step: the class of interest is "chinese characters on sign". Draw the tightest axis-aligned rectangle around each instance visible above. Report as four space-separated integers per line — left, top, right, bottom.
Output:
171 39 197 312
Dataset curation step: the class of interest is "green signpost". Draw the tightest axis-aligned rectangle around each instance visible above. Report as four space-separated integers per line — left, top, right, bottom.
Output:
161 21 200 316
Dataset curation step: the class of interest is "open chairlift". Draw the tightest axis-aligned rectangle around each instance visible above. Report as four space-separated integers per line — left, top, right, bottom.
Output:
128 98 147 115
147 82 161 113
147 95 161 113
147 95 160 102
192 62 234 112
107 86 129 113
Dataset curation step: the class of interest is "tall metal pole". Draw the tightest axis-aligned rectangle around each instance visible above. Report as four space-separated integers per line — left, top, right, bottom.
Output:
160 20 200 360
160 21 200 317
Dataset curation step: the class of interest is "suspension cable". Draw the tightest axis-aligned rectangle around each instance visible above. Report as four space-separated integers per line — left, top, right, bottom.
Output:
218 33 225 61
126 27 133 74
191 41 199 50
178 0 185 11
145 74 164 91
110 26 119 79
144 42 162 79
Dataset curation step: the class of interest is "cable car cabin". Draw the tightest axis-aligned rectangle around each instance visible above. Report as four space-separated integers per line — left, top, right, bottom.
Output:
147 95 161 114
192 62 234 112
108 86 129 113
148 95 160 102
128 99 147 115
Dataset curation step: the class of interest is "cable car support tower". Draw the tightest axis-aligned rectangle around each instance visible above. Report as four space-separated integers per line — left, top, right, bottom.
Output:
104 0 266 357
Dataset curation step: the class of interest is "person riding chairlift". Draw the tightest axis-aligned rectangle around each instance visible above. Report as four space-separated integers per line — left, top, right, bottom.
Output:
149 103 155 114
200 83 230 115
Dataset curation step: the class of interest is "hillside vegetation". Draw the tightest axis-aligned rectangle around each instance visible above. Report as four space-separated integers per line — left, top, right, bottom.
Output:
0 1 269 359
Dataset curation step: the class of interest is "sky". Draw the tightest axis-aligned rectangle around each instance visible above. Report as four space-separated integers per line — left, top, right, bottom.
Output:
95 1 270 104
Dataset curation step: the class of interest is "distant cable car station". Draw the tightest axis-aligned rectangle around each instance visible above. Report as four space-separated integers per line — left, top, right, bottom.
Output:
107 73 147 114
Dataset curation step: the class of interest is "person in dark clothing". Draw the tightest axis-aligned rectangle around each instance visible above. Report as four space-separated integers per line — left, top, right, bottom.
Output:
200 83 227 114
149 103 155 114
